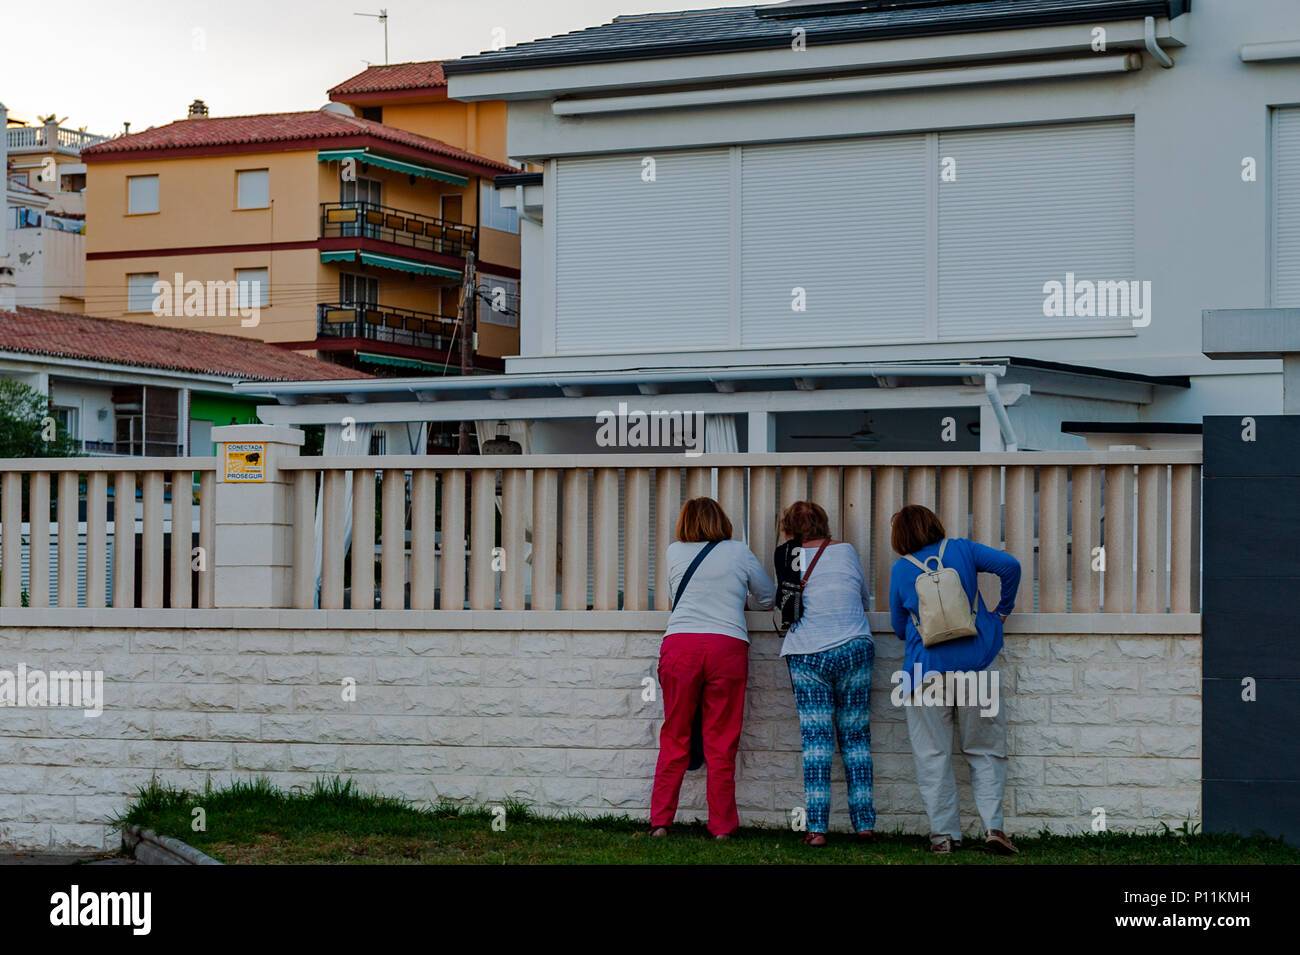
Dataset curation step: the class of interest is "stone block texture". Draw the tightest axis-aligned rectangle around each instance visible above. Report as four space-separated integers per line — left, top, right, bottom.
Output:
0 626 1201 851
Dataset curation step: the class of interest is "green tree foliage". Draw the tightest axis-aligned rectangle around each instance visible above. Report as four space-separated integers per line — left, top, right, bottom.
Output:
0 379 82 458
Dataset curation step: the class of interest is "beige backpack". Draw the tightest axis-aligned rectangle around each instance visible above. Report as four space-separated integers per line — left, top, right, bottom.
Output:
903 539 978 647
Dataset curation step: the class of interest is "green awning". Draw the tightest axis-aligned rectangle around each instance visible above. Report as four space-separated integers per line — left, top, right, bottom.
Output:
358 352 457 371
319 249 461 278
317 148 468 185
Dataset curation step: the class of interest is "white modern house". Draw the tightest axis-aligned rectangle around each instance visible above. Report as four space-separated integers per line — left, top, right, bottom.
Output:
242 0 1298 456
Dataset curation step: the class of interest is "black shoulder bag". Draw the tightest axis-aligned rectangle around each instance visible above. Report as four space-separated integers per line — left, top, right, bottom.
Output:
773 539 829 635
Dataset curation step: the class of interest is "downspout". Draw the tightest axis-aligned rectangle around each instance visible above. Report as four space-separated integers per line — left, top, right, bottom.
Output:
1145 16 1174 68
0 100 13 314
985 373 1019 452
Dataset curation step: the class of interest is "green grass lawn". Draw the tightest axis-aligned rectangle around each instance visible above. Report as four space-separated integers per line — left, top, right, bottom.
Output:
113 777 1300 865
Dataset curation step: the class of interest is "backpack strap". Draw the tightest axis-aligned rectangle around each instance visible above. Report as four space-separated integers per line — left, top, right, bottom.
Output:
673 540 720 609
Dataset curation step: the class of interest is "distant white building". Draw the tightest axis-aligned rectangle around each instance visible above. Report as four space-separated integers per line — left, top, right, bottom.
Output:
3 110 106 312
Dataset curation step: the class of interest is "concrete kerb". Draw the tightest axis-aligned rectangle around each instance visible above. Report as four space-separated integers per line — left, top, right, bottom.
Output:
122 826 223 865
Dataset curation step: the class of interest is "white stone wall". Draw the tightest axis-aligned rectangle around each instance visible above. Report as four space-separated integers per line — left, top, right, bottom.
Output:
0 612 1201 852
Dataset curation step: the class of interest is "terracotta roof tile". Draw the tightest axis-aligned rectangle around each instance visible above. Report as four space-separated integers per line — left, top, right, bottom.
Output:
329 61 447 96
1 307 369 382
80 109 512 173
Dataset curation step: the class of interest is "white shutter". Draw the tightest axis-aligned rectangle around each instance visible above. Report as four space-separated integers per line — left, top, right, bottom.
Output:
555 150 732 354
1273 107 1300 305
938 119 1135 339
741 134 929 346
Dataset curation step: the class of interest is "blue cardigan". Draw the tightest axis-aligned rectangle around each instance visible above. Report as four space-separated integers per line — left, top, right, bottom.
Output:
889 538 1021 676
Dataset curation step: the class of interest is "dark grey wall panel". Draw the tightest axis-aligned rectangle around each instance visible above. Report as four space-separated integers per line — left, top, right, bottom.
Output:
1202 414 1300 846
1203 677 1300 781
1202 415 1300 478
1203 578 1300 678
1204 781 1300 842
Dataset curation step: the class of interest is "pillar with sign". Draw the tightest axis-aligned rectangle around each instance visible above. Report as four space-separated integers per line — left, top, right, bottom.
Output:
211 424 305 608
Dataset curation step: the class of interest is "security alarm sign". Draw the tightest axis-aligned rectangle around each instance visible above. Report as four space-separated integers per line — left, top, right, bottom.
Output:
224 443 266 483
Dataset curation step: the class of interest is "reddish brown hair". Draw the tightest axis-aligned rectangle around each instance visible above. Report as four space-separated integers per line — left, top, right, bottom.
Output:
677 497 734 543
891 504 946 556
780 501 830 541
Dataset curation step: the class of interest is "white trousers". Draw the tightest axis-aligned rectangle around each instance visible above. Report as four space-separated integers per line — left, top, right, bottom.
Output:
903 668 1007 842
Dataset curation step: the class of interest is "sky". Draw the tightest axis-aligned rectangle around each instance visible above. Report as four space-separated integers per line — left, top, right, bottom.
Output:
1 0 758 136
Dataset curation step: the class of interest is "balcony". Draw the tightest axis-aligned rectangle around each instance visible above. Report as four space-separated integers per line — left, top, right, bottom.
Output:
6 124 110 156
317 303 460 354
319 202 476 260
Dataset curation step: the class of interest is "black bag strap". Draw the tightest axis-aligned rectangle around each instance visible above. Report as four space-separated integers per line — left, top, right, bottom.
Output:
673 540 720 609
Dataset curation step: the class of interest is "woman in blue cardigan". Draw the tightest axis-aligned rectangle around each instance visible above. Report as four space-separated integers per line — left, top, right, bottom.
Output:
888 504 1021 855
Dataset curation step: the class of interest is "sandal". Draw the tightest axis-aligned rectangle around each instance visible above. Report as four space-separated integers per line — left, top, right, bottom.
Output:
803 833 827 847
856 830 875 843
649 826 669 837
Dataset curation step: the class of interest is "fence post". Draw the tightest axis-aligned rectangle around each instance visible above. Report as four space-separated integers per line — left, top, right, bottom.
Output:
211 424 304 609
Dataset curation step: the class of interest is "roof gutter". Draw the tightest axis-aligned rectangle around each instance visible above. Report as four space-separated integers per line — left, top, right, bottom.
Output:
552 53 1142 116
235 361 1009 398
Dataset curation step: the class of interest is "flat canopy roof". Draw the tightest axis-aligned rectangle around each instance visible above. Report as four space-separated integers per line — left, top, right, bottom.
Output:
235 356 1187 406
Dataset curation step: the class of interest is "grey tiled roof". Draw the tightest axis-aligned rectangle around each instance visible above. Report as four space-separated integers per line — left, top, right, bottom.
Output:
443 0 1185 74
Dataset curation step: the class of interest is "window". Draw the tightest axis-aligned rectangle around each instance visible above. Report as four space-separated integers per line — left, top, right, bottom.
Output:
340 273 378 305
127 272 160 312
479 275 519 327
50 406 79 440
127 175 159 214
360 106 382 123
236 169 269 209
480 182 518 234
236 268 270 309
341 176 381 206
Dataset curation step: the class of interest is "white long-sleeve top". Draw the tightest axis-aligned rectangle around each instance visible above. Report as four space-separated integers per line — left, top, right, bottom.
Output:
664 539 776 643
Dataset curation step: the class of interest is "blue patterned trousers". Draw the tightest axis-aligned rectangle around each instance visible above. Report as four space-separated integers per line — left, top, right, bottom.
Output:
787 637 876 833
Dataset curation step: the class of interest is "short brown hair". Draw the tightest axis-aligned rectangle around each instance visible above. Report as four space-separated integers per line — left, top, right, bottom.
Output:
891 504 946 556
677 497 733 543
780 501 830 541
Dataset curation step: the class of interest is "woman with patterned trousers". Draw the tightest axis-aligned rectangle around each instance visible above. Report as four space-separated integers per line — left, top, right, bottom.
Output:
775 501 876 847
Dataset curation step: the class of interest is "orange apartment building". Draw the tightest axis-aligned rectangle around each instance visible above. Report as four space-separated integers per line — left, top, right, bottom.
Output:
81 63 523 382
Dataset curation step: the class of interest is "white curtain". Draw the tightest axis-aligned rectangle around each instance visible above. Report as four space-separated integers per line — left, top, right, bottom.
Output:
704 414 738 453
312 420 374 608
703 414 743 543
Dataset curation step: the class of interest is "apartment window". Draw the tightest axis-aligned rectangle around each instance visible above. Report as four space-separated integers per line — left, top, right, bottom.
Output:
236 169 269 209
236 268 270 309
127 272 160 312
340 273 378 305
480 182 519 234
341 176 381 206
479 275 519 327
127 175 159 214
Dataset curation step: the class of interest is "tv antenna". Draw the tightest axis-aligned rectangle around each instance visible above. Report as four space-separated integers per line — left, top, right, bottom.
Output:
354 9 389 64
